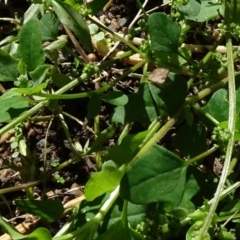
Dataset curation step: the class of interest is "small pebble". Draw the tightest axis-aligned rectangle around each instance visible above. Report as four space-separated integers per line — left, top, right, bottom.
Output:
36 139 46 151
118 18 127 27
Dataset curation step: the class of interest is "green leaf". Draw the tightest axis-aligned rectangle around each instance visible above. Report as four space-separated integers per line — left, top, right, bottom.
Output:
111 106 125 125
23 3 42 24
202 81 240 125
178 167 206 213
52 0 92 52
101 91 128 106
148 72 187 116
87 124 117 153
87 93 101 118
97 219 143 240
148 12 181 53
0 91 29 123
0 49 18 81
120 145 187 206
219 199 240 218
15 199 64 222
72 194 109 229
88 23 99 35
0 215 24 240
84 166 124 201
179 0 201 19
202 88 229 122
13 83 47 95
18 18 45 72
87 0 109 15
40 12 60 41
75 219 99 240
100 200 149 233
43 35 68 52
0 216 50 239
51 73 72 88
190 0 221 22
124 82 158 124
18 59 27 76
103 130 148 165
154 47 191 68
29 64 50 85
173 123 207 158
25 228 52 240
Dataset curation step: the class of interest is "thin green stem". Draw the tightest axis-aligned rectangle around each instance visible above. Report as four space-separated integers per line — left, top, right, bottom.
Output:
192 105 219 125
0 156 80 195
129 106 184 168
94 115 101 170
0 50 134 136
37 60 146 100
181 182 240 227
117 123 132 145
198 19 237 240
184 145 219 166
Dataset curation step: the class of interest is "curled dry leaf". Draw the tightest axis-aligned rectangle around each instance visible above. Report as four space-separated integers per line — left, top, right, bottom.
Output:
148 68 169 84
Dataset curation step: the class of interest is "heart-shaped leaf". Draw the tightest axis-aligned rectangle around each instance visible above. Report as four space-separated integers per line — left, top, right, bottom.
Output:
148 12 181 53
120 145 187 206
84 166 124 201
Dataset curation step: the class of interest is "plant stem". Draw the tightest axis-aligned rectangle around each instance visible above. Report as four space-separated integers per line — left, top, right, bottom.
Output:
184 145 219 166
37 60 146 99
88 15 144 57
181 181 240 227
198 12 237 239
0 50 134 136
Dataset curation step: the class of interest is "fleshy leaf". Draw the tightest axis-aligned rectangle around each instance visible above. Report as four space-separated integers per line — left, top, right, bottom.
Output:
190 0 221 22
101 91 128 106
120 145 187 206
87 0 109 15
29 64 50 85
0 215 23 239
173 123 207 158
87 93 101 118
103 130 148 166
114 82 158 124
18 18 45 72
51 73 72 88
96 219 143 240
40 12 60 41
0 49 19 81
15 199 64 222
219 199 240 218
52 0 92 52
148 12 181 53
179 0 201 19
202 88 229 122
148 72 187 116
100 199 149 233
84 166 124 201
13 83 47 95
23 3 42 24
25 228 52 240
0 91 29 123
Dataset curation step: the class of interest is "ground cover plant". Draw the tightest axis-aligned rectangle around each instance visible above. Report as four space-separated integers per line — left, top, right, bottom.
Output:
0 0 240 239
